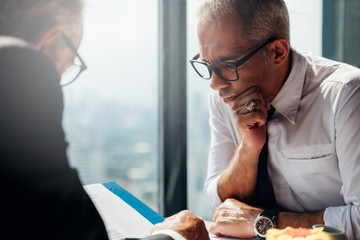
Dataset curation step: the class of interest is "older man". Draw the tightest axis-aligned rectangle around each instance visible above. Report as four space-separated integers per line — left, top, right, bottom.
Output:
189 0 360 239
0 1 208 239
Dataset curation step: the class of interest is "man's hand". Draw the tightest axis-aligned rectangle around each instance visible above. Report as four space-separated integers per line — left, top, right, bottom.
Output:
209 199 262 238
217 86 270 202
151 210 210 240
230 86 270 152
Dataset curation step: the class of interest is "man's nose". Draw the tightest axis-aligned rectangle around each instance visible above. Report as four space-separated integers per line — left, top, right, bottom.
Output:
210 72 230 90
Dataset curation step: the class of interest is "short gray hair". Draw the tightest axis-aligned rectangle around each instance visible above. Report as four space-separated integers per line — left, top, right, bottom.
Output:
197 0 290 45
0 0 85 44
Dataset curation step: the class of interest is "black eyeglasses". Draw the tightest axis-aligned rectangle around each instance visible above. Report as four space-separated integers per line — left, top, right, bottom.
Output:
189 38 276 82
60 33 87 87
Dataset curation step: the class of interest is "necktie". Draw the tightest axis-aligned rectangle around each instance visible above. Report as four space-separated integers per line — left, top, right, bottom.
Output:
254 106 277 209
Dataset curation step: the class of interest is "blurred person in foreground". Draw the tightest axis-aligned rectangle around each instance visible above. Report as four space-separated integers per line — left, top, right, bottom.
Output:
0 1 208 239
189 0 360 239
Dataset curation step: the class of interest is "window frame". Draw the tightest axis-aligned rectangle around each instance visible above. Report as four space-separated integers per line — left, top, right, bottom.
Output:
158 0 188 217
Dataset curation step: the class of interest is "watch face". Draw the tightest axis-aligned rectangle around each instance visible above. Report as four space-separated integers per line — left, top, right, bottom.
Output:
255 217 274 237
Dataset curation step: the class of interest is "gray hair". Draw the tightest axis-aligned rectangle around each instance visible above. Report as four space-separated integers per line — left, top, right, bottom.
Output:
197 0 290 45
0 0 85 44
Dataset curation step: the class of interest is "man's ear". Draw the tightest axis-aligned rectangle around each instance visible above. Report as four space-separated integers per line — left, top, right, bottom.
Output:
35 25 62 52
270 38 289 66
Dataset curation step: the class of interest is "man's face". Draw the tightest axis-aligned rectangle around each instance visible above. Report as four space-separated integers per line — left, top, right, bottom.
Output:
197 14 279 104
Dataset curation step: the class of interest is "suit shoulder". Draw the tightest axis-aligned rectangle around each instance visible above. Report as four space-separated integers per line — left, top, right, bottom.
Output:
0 35 55 69
0 35 39 59
0 36 58 87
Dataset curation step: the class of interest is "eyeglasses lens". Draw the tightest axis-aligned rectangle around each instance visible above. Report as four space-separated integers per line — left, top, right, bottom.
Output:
212 63 238 81
192 62 211 79
60 63 82 86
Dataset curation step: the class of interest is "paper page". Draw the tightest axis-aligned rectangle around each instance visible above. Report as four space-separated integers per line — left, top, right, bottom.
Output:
84 183 154 239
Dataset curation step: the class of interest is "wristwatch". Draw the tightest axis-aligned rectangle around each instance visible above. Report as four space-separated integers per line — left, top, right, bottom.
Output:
254 209 278 238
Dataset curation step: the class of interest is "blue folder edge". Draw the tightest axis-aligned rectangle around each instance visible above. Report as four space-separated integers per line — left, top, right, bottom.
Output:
103 181 165 225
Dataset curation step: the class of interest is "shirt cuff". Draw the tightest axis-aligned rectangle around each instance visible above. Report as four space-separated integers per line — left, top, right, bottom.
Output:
152 229 187 240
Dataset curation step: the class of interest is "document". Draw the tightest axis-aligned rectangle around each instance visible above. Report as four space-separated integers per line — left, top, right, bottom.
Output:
84 182 164 239
84 182 258 240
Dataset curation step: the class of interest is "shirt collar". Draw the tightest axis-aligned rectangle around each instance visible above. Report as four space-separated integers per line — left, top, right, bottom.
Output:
271 49 307 124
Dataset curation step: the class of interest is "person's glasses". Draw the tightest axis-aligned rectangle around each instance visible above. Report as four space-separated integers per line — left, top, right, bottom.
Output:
189 38 276 82
60 33 87 87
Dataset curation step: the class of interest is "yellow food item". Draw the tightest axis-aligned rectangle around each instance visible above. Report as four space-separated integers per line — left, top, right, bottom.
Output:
266 227 330 240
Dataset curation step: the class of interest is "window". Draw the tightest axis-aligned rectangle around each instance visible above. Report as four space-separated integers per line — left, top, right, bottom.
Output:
187 0 212 220
63 0 360 219
323 0 360 67
62 0 159 210
285 0 323 54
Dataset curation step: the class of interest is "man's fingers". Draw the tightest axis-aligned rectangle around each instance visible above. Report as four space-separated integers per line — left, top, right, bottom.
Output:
213 211 219 222
230 89 269 126
231 86 266 107
208 220 223 236
231 99 268 116
234 110 267 129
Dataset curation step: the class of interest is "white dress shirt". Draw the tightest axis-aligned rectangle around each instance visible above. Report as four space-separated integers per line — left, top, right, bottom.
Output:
204 49 360 240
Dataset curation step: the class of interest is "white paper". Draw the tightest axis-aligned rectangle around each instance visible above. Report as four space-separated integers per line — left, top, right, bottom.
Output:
84 183 154 239
84 184 258 240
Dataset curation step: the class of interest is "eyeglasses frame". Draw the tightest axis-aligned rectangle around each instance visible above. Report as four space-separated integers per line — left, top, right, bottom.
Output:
61 33 88 87
189 38 276 82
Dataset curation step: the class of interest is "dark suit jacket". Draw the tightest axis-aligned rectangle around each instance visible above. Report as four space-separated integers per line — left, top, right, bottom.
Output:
0 36 173 240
